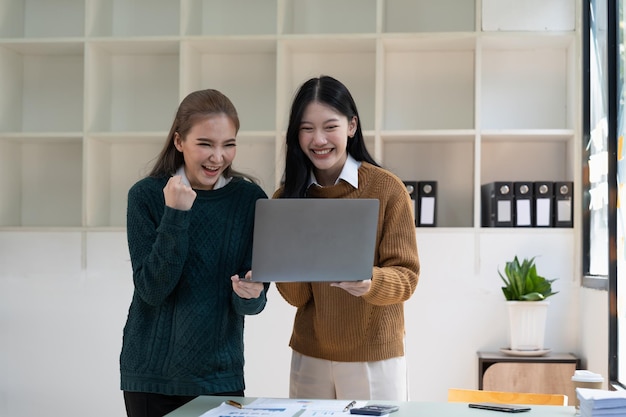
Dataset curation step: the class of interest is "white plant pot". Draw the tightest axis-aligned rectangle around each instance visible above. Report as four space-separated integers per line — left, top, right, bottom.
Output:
506 300 549 351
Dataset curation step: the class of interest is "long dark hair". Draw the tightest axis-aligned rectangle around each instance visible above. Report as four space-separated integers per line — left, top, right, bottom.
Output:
149 89 254 182
281 75 378 198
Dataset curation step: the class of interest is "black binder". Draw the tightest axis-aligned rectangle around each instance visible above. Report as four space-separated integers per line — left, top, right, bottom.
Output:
513 181 533 227
554 181 574 227
417 181 437 227
403 181 418 227
481 182 514 227
533 181 554 227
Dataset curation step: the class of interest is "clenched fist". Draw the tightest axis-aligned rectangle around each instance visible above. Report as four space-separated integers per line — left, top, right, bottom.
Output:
163 175 197 211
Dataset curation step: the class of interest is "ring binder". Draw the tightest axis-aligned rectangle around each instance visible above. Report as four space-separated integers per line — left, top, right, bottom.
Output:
533 181 554 227
403 181 418 227
554 182 573 227
417 181 437 227
481 182 514 227
514 182 533 227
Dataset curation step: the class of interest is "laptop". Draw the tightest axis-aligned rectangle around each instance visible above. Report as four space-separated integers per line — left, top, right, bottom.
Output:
250 198 379 282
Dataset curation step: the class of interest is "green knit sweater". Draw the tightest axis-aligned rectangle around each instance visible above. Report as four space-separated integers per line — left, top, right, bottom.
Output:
120 176 268 396
275 162 420 362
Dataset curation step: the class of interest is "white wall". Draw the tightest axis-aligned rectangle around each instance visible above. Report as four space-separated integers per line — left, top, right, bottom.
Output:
0 232 133 416
0 229 608 417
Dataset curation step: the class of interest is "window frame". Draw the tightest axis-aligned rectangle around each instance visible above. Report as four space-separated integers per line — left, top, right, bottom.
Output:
586 0 621 389
582 0 612 292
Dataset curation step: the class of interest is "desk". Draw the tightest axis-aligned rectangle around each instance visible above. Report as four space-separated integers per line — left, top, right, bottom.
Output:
165 396 576 417
478 352 580 402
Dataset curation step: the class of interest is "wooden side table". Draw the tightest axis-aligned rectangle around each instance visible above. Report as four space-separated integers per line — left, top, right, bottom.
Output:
477 351 581 404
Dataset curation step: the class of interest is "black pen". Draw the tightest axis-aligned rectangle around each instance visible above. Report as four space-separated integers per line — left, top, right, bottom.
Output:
343 400 356 412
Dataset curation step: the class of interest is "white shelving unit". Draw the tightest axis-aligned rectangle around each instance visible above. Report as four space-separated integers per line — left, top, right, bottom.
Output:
0 4 585 415
0 0 579 230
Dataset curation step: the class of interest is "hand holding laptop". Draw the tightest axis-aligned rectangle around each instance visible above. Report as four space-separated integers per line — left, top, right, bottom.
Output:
231 271 263 299
330 279 372 296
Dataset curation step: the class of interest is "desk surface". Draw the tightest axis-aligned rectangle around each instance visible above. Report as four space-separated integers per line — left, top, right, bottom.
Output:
478 351 580 363
165 396 577 417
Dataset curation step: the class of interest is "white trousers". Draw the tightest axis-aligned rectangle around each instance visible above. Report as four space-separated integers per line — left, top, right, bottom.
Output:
289 350 408 401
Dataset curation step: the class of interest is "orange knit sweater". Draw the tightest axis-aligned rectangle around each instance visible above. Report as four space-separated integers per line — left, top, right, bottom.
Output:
275 162 420 362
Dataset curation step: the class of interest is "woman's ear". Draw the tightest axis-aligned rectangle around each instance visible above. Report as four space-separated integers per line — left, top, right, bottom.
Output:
173 132 183 152
349 116 358 137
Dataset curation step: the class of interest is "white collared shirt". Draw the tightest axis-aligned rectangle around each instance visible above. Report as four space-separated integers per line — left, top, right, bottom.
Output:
175 166 232 190
308 154 361 189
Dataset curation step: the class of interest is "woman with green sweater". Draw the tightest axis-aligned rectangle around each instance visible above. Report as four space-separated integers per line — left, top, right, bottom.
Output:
120 89 268 417
275 76 420 401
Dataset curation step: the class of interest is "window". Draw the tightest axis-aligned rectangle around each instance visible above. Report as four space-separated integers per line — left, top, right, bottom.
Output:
583 0 626 389
589 0 626 389
583 0 611 291
614 0 626 388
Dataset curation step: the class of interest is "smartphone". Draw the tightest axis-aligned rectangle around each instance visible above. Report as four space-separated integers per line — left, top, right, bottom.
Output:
468 403 531 413
350 404 400 415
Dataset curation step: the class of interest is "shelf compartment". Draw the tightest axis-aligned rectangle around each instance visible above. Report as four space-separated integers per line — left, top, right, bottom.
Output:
479 131 575 184
482 0 575 32
480 34 575 130
85 133 164 227
85 40 179 132
181 38 277 131
0 134 83 227
382 36 476 130
381 133 475 228
0 0 85 38
183 0 277 36
278 37 377 131
281 0 376 35
0 41 84 133
234 133 277 197
87 0 180 37
384 0 475 33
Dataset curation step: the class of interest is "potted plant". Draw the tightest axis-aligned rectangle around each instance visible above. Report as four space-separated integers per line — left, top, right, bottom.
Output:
498 256 558 353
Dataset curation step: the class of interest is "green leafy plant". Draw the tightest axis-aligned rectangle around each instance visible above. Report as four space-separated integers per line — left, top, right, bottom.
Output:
499 256 558 301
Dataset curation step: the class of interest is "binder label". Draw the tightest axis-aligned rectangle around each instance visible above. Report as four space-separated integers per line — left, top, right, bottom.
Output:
515 199 532 226
557 199 572 222
420 197 436 225
497 200 512 222
535 198 552 226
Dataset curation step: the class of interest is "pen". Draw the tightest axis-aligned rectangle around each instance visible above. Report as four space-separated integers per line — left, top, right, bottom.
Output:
343 400 356 412
226 400 243 409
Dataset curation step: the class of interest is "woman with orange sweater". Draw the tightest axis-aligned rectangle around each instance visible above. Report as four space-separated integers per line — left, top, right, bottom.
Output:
275 75 420 401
